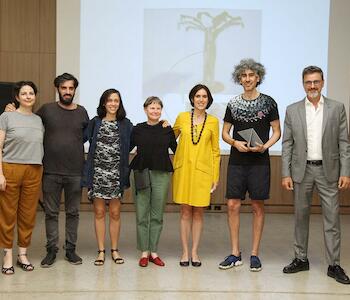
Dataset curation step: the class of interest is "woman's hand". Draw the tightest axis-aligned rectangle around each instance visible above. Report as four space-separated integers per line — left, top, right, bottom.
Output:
0 174 6 191
210 182 218 193
160 120 170 128
5 102 16 112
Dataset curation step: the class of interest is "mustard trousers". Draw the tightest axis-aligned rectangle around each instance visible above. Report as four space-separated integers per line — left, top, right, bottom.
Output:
0 163 43 248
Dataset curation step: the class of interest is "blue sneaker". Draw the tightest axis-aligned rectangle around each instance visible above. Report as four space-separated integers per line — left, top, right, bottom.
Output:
218 253 242 270
250 255 262 272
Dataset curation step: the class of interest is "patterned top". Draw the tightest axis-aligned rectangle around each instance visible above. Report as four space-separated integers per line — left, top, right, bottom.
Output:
224 93 279 165
88 120 121 201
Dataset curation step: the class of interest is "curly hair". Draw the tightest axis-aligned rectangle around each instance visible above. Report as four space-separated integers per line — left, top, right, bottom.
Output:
232 58 266 86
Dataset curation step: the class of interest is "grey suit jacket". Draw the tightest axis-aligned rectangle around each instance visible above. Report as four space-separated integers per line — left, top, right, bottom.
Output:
282 96 350 183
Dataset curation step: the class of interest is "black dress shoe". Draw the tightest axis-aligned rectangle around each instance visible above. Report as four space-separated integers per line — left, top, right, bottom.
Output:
191 259 202 267
327 265 350 284
283 258 309 273
179 260 189 267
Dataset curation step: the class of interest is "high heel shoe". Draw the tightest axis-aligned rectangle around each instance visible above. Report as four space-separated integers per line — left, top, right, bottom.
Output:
17 254 34 271
94 250 105 266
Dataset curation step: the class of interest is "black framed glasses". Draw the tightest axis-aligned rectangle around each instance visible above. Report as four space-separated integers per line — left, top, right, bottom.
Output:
303 80 322 87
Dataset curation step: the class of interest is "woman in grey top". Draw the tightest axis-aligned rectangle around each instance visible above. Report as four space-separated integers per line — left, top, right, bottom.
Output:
0 81 44 275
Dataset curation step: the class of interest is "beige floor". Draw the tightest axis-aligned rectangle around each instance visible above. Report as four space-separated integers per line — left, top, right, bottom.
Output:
0 211 350 300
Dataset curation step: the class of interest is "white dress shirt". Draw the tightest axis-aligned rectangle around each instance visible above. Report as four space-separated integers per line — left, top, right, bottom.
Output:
305 96 324 160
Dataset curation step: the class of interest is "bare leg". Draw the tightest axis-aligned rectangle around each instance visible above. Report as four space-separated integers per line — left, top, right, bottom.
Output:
180 204 192 262
2 248 13 268
227 199 241 256
109 198 122 260
93 198 106 261
191 207 204 262
251 200 265 256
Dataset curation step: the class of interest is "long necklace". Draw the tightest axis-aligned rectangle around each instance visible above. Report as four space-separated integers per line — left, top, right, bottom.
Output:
191 109 207 145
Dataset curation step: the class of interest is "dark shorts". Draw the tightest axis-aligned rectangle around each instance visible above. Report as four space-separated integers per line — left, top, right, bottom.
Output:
226 164 270 200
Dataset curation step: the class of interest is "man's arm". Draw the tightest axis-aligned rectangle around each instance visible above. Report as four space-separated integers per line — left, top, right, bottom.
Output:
222 121 248 152
281 109 294 190
249 119 281 153
338 104 350 189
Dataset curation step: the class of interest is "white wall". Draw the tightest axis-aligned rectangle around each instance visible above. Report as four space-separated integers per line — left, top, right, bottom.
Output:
328 0 350 120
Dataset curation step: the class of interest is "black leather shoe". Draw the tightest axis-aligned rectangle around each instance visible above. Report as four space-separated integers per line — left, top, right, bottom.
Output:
283 258 309 273
179 260 189 267
327 265 350 284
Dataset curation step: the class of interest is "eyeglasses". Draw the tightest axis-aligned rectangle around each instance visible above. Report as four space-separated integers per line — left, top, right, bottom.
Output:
303 80 322 87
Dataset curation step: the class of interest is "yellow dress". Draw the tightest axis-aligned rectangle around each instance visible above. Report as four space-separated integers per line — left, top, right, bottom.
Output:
172 112 220 207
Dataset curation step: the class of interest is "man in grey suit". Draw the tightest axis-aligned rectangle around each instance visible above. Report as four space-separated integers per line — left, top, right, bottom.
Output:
281 66 350 284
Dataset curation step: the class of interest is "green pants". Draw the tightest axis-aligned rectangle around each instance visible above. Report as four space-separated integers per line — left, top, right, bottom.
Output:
133 170 170 252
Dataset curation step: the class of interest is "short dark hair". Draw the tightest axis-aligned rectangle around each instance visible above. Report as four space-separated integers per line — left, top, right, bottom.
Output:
53 73 79 88
13 81 38 108
188 84 213 109
302 65 324 81
97 88 126 120
143 96 163 108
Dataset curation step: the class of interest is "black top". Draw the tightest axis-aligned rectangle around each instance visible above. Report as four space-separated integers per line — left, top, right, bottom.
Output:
130 122 177 172
224 93 279 165
37 102 89 175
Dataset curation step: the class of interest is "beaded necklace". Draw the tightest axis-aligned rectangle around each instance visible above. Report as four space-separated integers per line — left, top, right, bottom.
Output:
191 109 207 145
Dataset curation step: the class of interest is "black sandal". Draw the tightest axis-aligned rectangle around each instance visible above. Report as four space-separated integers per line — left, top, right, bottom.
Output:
94 250 105 266
2 265 14 275
17 254 34 271
111 249 124 264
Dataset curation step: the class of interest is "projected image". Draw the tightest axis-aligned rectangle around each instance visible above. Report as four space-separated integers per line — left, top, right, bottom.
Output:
143 9 261 123
79 0 330 151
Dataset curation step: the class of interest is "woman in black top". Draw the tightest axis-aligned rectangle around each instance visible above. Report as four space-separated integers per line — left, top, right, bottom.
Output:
130 96 177 267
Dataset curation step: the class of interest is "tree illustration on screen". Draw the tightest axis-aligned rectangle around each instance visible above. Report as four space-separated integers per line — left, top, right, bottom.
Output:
179 11 244 92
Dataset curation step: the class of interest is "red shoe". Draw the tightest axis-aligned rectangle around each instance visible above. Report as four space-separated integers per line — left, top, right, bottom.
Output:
139 257 148 267
149 255 165 266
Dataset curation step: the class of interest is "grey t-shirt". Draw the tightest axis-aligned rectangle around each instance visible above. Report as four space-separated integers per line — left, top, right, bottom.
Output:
0 111 44 164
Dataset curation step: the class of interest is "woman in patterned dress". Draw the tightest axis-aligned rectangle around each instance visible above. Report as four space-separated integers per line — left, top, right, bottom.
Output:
83 89 133 266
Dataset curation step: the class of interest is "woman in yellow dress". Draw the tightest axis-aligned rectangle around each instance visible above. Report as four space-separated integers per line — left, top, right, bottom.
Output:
173 84 220 267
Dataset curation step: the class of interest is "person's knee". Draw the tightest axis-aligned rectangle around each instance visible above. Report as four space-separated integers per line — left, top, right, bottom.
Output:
181 206 192 221
94 208 106 220
251 201 264 217
227 200 241 214
192 208 203 221
109 209 120 222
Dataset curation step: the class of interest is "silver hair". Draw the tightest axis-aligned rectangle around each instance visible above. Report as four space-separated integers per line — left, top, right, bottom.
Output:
232 58 266 86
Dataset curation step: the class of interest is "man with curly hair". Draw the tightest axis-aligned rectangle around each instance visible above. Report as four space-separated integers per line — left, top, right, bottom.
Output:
219 58 281 272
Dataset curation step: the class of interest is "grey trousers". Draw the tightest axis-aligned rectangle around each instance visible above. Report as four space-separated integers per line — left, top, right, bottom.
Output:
133 170 170 252
293 164 340 265
42 174 82 250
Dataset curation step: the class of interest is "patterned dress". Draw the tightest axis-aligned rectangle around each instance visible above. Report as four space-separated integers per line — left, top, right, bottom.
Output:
88 120 121 202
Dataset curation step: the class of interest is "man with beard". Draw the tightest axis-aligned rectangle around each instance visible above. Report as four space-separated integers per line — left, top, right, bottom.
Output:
6 73 89 266
34 73 89 267
219 59 281 272
282 66 350 284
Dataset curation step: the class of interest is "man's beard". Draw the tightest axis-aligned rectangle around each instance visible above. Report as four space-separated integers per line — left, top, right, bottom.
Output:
58 93 75 106
307 90 320 99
